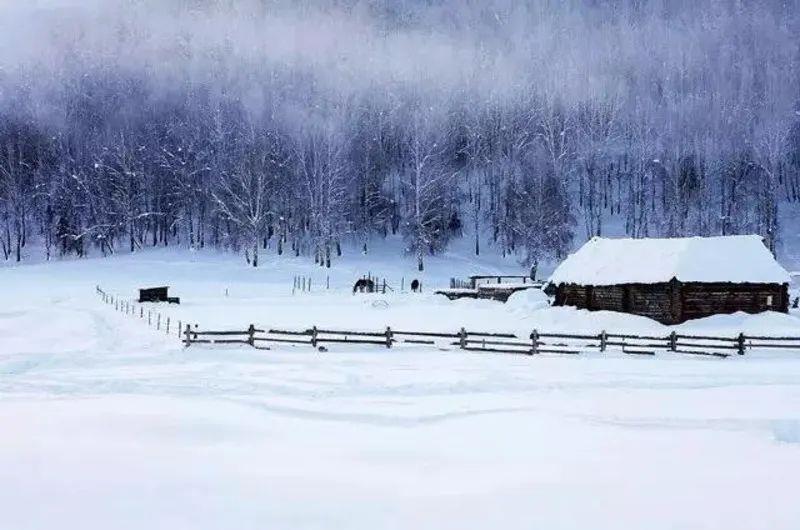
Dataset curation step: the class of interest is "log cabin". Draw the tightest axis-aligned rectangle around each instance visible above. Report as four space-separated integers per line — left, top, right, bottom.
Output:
548 235 790 324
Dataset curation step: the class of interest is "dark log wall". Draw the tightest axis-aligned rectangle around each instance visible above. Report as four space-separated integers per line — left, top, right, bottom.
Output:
557 285 591 308
590 286 625 310
554 281 788 324
627 284 674 322
681 283 788 321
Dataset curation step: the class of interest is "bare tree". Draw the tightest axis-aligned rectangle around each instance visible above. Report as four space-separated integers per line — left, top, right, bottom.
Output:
212 131 287 267
0 140 33 261
294 123 351 268
401 110 457 271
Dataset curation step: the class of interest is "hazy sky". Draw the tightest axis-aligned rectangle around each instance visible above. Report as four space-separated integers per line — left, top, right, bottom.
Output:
0 0 797 126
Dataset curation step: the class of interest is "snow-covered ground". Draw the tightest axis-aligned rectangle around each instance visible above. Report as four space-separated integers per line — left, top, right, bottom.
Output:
2 247 800 529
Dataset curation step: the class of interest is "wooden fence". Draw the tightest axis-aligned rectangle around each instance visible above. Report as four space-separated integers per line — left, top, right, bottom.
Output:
96 286 189 342
181 322 800 358
96 285 800 359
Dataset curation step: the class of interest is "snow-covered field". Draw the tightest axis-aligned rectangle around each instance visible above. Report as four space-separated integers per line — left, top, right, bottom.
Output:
2 247 800 529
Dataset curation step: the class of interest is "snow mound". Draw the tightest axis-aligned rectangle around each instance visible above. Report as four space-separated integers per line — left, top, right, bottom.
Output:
506 288 550 312
514 306 667 335
451 297 503 310
676 311 800 335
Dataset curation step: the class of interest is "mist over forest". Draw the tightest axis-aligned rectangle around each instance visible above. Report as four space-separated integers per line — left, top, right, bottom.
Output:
1 0 799 269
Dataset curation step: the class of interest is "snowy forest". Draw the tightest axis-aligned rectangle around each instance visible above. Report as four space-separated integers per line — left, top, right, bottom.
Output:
0 0 799 269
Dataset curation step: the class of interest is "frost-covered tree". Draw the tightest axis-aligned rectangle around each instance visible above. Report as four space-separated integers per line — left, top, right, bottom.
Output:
401 110 457 271
212 131 288 267
0 0 798 263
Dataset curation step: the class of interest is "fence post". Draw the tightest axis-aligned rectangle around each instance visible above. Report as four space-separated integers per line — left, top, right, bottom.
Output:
178 320 182 338
311 326 318 348
385 326 393 348
459 327 467 349
600 330 607 352
530 329 539 355
166 317 170 334
247 324 256 347
669 331 677 352
401 277 405 291
157 313 161 330
184 324 192 347
148 311 152 326
140 306 144 318
327 276 330 290
737 332 746 355
309 278 312 291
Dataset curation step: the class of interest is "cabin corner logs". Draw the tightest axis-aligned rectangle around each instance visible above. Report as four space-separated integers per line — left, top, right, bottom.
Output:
552 279 789 325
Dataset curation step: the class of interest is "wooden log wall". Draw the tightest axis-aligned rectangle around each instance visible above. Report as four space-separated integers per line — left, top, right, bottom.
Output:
555 281 789 325
681 283 788 321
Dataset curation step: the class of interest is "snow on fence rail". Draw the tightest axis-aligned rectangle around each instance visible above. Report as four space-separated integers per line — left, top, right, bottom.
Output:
95 286 800 358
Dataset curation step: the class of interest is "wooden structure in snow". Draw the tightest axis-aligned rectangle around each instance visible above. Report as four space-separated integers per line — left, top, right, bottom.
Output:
467 275 537 288
548 235 790 324
138 286 180 304
437 275 545 302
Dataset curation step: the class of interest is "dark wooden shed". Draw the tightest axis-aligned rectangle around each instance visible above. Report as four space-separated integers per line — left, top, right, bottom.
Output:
548 235 790 325
138 286 180 304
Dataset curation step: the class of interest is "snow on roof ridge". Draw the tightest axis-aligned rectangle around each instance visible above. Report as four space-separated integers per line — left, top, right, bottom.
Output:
549 234 790 286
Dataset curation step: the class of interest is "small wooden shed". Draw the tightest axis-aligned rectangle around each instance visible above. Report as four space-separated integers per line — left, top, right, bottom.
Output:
548 235 790 324
138 286 180 304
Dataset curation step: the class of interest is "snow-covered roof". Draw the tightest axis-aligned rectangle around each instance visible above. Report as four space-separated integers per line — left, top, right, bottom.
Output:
548 235 790 286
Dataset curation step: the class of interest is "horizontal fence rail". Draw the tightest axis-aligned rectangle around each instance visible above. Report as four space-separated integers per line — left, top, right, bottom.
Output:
181 322 800 359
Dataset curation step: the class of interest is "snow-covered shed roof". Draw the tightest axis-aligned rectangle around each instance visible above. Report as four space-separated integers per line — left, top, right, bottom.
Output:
548 235 790 286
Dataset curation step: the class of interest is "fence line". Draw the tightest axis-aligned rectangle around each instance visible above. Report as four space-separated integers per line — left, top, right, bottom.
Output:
96 285 800 359
95 286 188 343
180 322 800 358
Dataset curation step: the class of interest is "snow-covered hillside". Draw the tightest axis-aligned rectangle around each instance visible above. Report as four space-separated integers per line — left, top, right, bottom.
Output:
2 250 800 529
